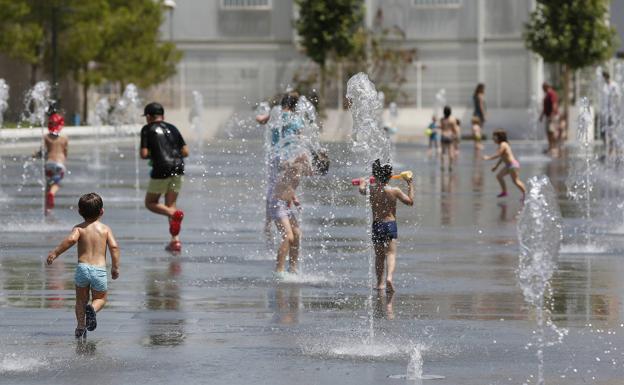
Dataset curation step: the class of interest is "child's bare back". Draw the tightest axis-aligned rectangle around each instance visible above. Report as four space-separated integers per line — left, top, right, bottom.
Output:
73 221 117 268
44 134 68 163
369 185 400 222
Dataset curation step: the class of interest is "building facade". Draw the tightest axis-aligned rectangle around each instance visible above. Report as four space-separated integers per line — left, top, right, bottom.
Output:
160 0 540 113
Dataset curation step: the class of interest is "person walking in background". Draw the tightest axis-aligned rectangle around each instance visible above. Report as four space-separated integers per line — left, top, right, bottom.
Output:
440 106 459 172
140 102 189 252
426 114 439 156
600 71 620 159
539 82 559 157
472 83 487 131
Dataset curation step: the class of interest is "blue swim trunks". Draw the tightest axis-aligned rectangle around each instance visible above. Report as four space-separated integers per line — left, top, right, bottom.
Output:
75 263 108 292
372 221 398 244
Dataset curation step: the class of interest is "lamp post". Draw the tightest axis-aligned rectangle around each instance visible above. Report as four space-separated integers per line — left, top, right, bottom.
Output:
163 0 176 106
163 0 176 41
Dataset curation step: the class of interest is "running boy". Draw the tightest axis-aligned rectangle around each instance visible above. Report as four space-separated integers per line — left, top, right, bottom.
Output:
358 159 413 292
270 150 329 276
483 129 526 200
40 111 68 212
47 193 120 338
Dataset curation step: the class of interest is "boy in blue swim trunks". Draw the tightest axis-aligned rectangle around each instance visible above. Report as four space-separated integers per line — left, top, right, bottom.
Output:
47 193 120 338
358 159 413 292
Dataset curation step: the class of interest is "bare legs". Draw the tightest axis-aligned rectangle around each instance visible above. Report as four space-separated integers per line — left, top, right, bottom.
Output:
274 215 300 273
374 239 397 292
145 191 180 242
440 142 456 171
496 168 526 199
75 286 107 330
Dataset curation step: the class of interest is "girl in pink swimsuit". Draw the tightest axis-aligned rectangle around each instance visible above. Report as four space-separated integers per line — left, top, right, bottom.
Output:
483 129 526 200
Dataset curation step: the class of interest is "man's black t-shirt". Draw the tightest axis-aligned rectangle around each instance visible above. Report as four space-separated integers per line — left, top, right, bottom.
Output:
140 121 186 179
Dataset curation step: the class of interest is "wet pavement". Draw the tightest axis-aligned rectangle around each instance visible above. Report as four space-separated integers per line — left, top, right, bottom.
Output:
1 140 623 385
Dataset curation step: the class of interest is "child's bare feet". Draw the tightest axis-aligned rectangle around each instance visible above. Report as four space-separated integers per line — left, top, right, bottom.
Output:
386 280 395 293
375 284 386 290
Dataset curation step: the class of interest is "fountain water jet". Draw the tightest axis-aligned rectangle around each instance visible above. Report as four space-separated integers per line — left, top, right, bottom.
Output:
389 345 445 380
111 84 142 200
189 90 205 158
0 79 9 192
21 81 52 216
88 98 110 170
347 72 390 346
517 175 567 385
565 97 598 250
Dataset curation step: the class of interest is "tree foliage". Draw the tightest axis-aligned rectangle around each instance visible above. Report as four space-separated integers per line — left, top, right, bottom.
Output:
0 0 182 117
98 0 181 88
347 10 416 104
294 0 364 67
524 0 617 69
0 0 45 82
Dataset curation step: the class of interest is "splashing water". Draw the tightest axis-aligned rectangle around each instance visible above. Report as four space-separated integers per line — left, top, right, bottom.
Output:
21 81 52 216
346 73 391 345
347 73 390 167
0 79 9 128
190 90 205 156
89 98 110 170
434 88 447 118
527 94 540 141
388 345 445 380
111 84 141 126
517 175 567 385
407 345 424 379
565 98 594 246
22 81 51 128
0 79 9 193
110 84 142 199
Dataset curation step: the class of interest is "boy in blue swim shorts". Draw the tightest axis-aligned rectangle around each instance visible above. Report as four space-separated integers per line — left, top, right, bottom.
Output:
47 193 120 338
358 160 413 292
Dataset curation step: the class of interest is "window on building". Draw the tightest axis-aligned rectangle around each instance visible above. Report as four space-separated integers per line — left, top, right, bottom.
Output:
413 0 462 8
221 0 271 10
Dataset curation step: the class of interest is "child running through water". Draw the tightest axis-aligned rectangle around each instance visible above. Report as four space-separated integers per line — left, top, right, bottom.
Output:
270 150 329 276
483 129 526 200
39 111 68 213
47 193 120 338
358 159 413 292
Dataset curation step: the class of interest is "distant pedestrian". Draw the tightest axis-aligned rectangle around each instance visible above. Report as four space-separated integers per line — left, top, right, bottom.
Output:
426 114 439 156
539 82 559 157
440 106 459 172
140 102 189 252
600 71 620 158
472 83 487 128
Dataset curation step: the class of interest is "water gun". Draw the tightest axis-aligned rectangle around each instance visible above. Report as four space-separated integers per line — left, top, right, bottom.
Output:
351 171 413 186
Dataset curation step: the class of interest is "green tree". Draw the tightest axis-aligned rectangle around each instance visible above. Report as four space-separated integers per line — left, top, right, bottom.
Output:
0 0 182 121
0 0 45 85
99 1 181 91
294 0 364 110
347 9 416 106
524 0 617 126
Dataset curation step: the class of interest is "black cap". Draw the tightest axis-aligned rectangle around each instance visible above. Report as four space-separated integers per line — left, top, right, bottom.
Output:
143 102 164 116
